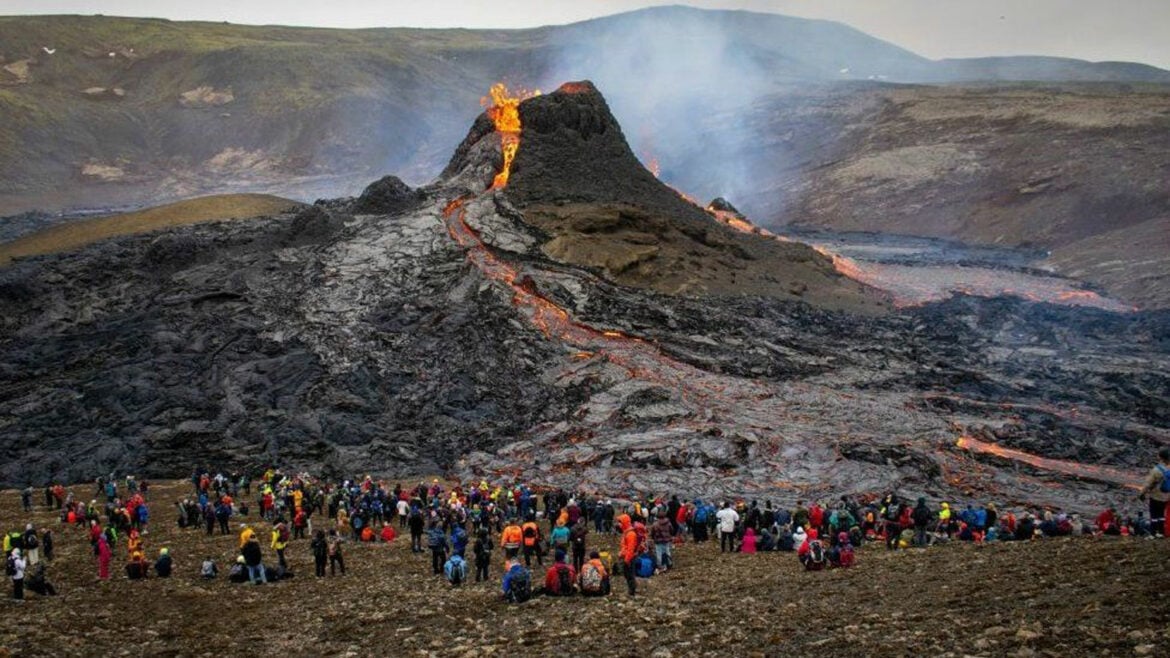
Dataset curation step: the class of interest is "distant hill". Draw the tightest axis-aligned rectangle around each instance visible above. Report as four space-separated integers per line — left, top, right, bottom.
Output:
1 7 1168 307
1 7 1167 218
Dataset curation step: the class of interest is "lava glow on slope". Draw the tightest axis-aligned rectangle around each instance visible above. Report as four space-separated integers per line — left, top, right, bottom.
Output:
955 435 1141 489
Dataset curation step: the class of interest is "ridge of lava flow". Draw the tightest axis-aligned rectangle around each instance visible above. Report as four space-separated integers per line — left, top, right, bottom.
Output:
439 83 1142 505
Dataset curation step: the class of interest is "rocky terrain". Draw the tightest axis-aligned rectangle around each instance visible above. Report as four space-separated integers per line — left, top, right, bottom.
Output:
0 82 1166 515
0 481 1168 657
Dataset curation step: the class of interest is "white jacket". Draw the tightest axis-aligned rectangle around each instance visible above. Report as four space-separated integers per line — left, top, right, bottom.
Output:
10 554 25 580
716 508 740 534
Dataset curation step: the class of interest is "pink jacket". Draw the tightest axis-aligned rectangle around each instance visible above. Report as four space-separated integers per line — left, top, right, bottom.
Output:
741 528 757 554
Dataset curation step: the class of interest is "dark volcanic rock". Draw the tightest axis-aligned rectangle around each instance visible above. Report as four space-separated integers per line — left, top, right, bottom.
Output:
0 81 1166 515
349 175 425 215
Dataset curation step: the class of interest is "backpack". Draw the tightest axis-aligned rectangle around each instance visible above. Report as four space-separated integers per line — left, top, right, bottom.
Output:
634 554 655 578
278 525 290 543
5 555 14 577
1158 465 1170 493
505 565 531 603
24 534 38 550
445 557 466 585
522 524 537 546
580 563 604 593
555 564 574 595
694 507 708 524
807 540 826 568
839 546 855 568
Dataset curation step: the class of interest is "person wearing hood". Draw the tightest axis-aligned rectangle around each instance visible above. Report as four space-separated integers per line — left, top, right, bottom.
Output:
792 525 808 550
96 534 112 580
619 515 639 597
740 527 758 554
650 510 674 571
798 528 826 570
8 548 25 600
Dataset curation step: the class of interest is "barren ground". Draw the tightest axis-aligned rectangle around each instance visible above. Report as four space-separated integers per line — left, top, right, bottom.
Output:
1 481 1167 657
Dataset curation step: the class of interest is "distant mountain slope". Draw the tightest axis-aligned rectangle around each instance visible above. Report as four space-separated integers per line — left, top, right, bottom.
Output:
1 7 1167 218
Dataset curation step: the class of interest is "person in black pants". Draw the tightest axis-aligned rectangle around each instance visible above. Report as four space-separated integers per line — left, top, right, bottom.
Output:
311 530 328 577
473 528 493 583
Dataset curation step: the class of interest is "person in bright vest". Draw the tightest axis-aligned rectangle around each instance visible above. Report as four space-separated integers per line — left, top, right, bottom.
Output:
500 521 523 559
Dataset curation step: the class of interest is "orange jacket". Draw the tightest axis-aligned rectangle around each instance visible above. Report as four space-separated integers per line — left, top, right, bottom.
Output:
521 521 540 547
620 527 639 564
501 524 523 549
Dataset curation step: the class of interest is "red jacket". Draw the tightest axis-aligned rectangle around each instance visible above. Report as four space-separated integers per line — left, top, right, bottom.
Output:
544 562 577 594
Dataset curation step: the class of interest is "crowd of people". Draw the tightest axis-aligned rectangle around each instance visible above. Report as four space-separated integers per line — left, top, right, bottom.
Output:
5 446 1169 602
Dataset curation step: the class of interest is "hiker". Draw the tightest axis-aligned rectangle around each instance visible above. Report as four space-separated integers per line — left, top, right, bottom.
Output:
521 515 543 567
96 534 112 580
569 518 588 573
619 516 639 597
912 498 933 547
500 520 523 559
444 553 468 587
544 549 577 596
650 510 674 570
41 529 53 562
1138 446 1170 537
8 548 24 601
798 528 826 571
271 521 290 569
740 526 758 554
22 524 39 566
154 548 173 578
228 556 248 583
25 564 57 596
125 553 150 580
502 557 532 603
310 529 328 577
201 557 218 579
578 550 610 596
242 535 265 585
408 505 425 553
327 529 346 575
716 502 739 553
473 528 493 582
427 522 449 576
829 531 856 568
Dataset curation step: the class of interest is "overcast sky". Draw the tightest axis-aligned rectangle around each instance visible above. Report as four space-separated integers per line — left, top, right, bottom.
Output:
3 0 1168 70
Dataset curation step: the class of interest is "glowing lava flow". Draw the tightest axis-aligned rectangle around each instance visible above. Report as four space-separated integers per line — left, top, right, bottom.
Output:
954 435 1142 489
482 83 538 190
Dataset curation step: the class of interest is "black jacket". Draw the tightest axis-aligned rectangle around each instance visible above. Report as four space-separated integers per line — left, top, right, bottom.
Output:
242 540 263 566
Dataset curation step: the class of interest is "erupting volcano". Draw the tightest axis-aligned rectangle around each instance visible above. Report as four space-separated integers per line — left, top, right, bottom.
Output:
0 79 1165 516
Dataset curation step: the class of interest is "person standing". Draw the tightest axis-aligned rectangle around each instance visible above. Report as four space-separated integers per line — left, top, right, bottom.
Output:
8 548 25 601
96 535 112 580
311 530 328 577
327 529 346 576
716 502 740 553
242 536 265 585
1138 447 1170 537
619 516 639 597
271 521 289 569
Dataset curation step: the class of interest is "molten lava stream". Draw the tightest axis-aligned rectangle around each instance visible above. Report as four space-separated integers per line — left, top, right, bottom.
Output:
954 435 1142 489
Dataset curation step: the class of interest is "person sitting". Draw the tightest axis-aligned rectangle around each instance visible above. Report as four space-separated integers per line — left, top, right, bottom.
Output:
797 528 826 571
125 553 151 580
25 564 58 596
758 527 776 552
775 525 795 552
444 553 467 587
228 556 248 583
154 548 173 578
201 557 218 579
543 549 577 597
739 527 758 554
380 525 396 543
578 551 610 597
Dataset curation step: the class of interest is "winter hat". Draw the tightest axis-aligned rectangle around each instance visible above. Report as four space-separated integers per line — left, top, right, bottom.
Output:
236 555 245 564
160 547 169 556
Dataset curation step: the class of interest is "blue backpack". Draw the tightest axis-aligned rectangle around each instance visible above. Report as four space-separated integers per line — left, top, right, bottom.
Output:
504 564 531 603
634 554 655 578
1158 465 1170 493
444 555 466 585
694 507 709 524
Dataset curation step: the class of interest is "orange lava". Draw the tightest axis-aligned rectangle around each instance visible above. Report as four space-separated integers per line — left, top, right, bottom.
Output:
481 83 539 190
954 435 1142 489
557 81 593 94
